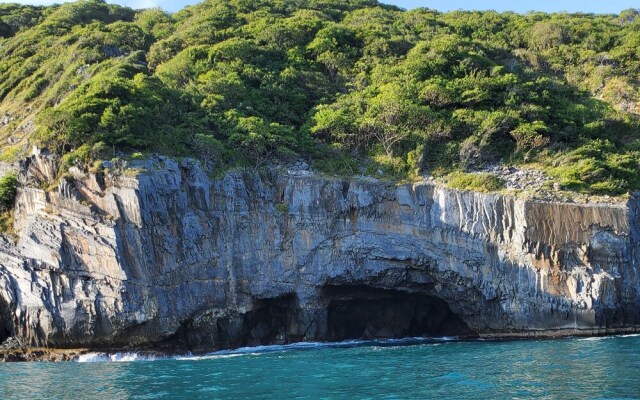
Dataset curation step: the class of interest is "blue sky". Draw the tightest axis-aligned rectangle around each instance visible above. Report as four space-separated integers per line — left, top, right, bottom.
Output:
0 0 636 14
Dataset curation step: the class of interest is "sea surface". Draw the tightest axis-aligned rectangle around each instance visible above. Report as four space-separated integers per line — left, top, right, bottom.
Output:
1 335 640 399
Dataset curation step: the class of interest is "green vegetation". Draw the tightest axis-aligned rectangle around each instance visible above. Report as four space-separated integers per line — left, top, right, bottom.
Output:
0 1 640 195
0 172 17 212
275 202 289 213
0 172 17 233
447 172 504 193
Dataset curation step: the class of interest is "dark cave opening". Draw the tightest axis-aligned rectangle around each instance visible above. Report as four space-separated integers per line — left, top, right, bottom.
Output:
175 287 476 353
173 293 304 352
238 293 301 347
0 298 12 343
324 285 476 341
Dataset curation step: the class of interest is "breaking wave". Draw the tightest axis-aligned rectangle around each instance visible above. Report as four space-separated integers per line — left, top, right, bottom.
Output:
75 337 460 363
578 333 640 342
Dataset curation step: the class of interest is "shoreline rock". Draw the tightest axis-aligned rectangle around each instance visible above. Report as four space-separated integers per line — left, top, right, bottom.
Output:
4 327 640 362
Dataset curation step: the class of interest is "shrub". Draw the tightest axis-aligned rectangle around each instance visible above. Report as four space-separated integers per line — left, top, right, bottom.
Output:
0 210 14 235
0 172 17 212
447 171 504 193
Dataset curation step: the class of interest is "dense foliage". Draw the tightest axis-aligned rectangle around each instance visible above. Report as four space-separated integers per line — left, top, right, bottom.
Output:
0 172 17 212
1 0 639 194
0 171 17 233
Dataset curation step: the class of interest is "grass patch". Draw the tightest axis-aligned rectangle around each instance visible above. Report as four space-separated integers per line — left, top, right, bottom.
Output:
365 154 409 180
543 140 640 196
446 171 504 193
0 144 26 163
0 210 14 236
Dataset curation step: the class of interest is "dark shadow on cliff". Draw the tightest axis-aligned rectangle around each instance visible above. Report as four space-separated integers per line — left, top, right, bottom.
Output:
323 285 477 341
172 293 305 352
236 294 304 346
0 296 13 343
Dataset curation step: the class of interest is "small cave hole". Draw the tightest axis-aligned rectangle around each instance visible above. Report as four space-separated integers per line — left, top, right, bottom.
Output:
239 293 301 347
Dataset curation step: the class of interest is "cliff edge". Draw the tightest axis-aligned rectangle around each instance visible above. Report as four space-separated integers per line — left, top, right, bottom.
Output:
0 153 639 354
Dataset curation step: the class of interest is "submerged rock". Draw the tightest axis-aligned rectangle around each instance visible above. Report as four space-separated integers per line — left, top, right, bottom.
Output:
0 157 639 354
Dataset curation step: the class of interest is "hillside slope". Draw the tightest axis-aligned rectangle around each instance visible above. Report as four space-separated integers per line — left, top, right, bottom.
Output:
1 0 640 195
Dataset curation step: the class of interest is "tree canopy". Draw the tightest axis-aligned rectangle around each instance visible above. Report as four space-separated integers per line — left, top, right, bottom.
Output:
1 0 639 195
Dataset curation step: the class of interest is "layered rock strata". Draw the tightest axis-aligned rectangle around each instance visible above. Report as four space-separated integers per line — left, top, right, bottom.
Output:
0 154 638 353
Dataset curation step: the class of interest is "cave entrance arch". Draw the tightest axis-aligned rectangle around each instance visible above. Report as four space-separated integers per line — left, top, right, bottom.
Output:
238 293 302 347
323 285 476 341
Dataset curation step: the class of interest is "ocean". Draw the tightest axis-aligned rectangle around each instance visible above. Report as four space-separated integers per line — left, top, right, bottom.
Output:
1 335 639 399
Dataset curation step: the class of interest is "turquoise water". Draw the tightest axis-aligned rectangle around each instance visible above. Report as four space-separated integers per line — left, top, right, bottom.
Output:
1 335 640 399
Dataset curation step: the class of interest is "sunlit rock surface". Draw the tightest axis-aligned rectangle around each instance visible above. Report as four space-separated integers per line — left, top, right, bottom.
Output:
0 154 638 351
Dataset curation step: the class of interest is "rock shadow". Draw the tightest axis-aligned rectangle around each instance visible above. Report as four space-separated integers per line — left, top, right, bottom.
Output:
0 296 13 344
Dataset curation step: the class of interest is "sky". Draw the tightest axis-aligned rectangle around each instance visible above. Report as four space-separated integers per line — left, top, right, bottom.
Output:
0 0 637 14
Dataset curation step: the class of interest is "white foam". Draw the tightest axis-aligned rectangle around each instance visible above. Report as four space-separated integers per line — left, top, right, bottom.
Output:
618 333 640 338
176 353 251 361
74 337 460 363
578 337 610 342
76 353 109 363
578 333 640 342
76 352 161 363
176 337 459 361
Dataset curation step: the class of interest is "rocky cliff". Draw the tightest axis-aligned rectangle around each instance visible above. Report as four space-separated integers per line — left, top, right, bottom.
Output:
0 152 639 353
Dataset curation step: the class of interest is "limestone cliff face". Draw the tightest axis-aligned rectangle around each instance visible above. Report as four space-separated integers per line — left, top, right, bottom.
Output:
0 154 639 351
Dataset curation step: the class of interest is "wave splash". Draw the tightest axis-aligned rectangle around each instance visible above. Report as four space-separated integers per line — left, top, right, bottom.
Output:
75 337 459 363
577 333 640 342
76 352 162 363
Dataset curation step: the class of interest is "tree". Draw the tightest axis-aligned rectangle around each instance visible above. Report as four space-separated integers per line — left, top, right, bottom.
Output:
361 83 429 157
191 134 224 172
618 8 639 24
227 114 298 170
134 8 174 41
308 24 360 81
528 21 568 51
